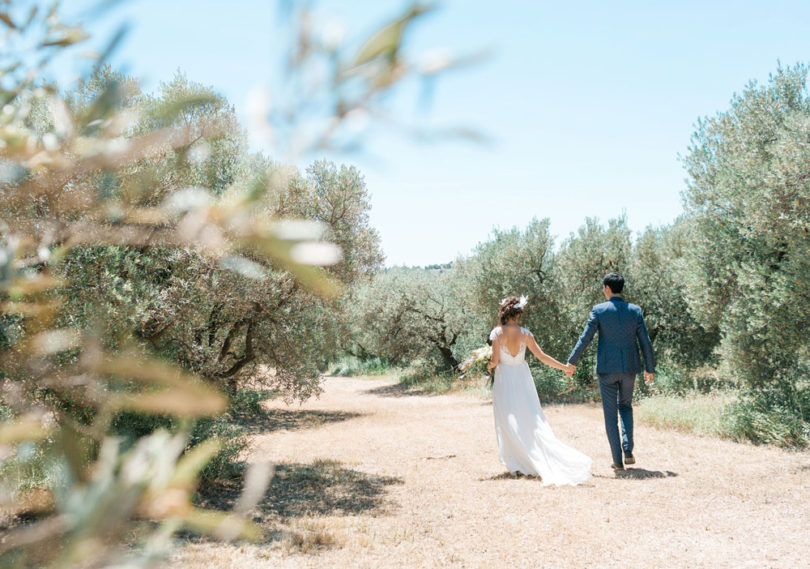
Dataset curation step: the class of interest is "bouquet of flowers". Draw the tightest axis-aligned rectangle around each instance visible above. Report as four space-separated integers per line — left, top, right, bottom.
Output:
458 345 493 381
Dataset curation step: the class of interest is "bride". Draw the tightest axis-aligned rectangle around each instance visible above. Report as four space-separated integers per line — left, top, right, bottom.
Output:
487 296 592 486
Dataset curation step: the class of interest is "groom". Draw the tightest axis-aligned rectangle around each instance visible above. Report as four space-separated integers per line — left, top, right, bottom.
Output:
565 273 655 470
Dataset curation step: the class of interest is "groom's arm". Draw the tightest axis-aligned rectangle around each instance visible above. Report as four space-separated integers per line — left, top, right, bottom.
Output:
636 307 655 374
567 309 598 366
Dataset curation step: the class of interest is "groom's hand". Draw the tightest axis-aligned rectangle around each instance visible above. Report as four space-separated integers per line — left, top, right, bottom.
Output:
644 372 654 385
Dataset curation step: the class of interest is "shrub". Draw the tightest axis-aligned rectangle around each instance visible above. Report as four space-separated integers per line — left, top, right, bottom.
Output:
722 387 810 448
190 416 249 482
328 356 391 377
398 368 457 393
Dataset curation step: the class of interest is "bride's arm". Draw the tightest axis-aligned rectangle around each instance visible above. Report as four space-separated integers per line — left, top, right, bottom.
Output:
487 338 500 371
526 335 568 372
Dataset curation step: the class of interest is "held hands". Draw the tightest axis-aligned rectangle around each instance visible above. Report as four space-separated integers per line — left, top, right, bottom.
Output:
563 363 576 378
644 372 655 385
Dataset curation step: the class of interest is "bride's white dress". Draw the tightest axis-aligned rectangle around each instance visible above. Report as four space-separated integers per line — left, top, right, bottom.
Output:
490 327 592 486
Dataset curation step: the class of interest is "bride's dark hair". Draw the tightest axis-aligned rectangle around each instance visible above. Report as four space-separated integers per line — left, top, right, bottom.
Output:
498 296 523 325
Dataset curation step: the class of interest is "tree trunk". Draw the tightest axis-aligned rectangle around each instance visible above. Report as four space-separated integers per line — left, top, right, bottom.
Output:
437 346 459 371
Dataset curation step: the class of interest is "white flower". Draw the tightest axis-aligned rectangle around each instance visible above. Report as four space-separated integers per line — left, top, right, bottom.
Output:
501 295 528 309
289 242 343 266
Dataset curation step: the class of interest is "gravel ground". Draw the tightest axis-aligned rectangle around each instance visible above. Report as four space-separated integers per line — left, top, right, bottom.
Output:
174 375 810 569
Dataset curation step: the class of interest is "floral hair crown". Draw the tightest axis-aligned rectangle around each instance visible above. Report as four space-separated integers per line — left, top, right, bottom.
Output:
501 295 528 310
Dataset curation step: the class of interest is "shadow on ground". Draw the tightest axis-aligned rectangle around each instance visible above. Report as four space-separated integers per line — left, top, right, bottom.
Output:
232 409 365 434
197 459 404 521
363 383 427 398
480 472 542 482
483 468 677 483
611 468 678 480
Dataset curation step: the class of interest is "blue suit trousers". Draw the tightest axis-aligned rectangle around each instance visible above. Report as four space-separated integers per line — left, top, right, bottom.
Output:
598 372 636 465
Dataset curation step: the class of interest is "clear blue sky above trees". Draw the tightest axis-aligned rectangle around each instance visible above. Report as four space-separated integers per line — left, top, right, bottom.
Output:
68 0 810 266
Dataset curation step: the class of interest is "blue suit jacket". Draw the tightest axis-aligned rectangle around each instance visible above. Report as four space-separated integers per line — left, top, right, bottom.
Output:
567 297 655 374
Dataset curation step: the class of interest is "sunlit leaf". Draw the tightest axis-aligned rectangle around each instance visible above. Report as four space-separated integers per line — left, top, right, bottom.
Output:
233 461 274 514
98 354 227 415
163 186 211 216
124 207 170 225
47 96 74 138
169 438 221 489
110 387 225 417
137 487 192 519
219 255 267 280
418 48 490 75
77 79 124 131
97 353 200 387
353 23 400 66
0 419 49 444
23 6 38 30
289 241 342 266
279 263 341 297
41 28 90 47
96 22 130 65
247 236 341 296
352 3 436 66
270 219 326 241
29 328 81 355
0 301 61 317
182 509 263 541
8 275 64 297
59 423 94 483
0 13 17 29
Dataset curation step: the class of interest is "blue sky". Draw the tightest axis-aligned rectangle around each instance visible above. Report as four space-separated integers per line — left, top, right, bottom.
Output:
66 0 810 266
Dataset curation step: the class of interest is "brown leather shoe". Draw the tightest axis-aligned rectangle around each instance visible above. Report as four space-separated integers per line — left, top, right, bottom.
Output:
624 453 635 465
611 463 624 470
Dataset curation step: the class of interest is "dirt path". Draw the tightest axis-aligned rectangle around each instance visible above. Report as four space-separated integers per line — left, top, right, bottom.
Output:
175 376 810 569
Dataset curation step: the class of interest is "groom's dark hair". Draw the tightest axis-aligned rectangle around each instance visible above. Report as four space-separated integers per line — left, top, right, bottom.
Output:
603 272 624 294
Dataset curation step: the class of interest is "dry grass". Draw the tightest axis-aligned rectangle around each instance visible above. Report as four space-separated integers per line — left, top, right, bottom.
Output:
173 376 810 569
280 519 345 554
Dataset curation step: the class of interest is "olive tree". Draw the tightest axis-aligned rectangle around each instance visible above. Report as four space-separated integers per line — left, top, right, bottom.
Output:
344 267 473 371
625 220 720 389
551 216 632 383
682 64 810 444
56 71 383 398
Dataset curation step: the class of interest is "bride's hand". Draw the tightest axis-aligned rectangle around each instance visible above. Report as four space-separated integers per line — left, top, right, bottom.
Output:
487 362 496 372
